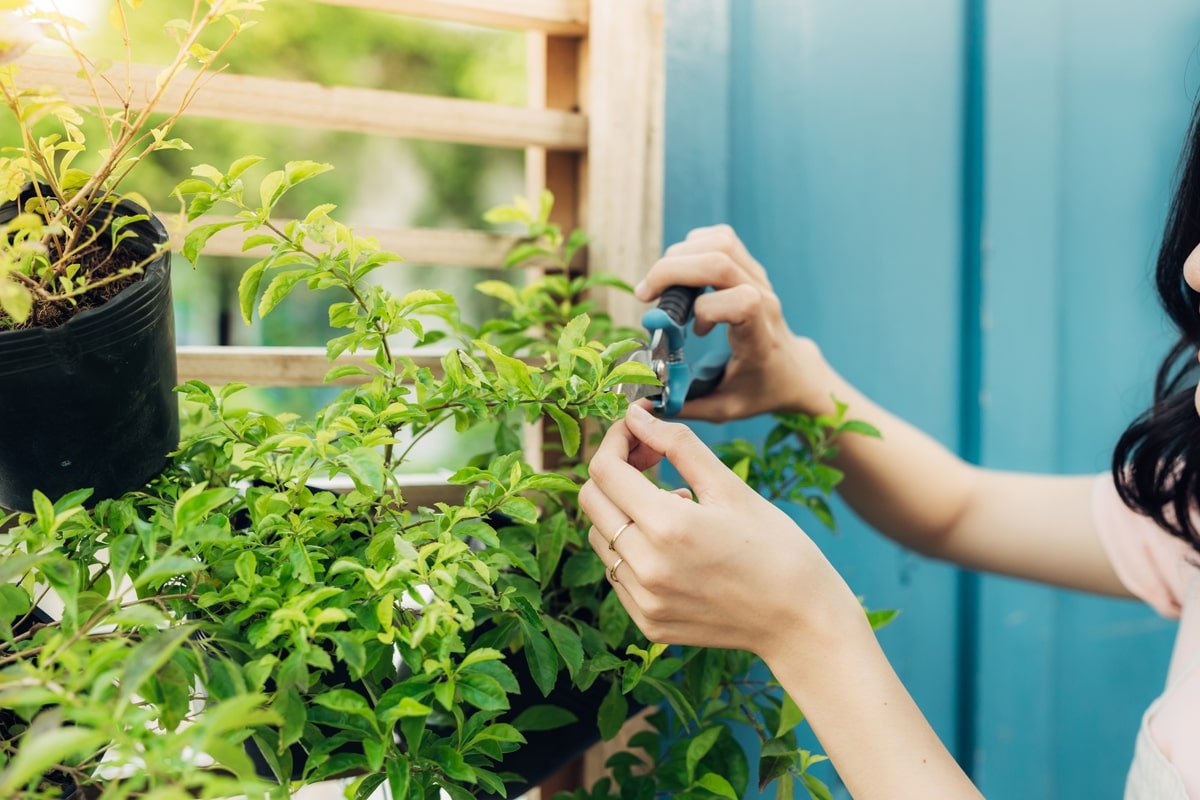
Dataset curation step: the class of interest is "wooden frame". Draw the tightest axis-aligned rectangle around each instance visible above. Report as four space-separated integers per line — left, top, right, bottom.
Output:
61 1 665 793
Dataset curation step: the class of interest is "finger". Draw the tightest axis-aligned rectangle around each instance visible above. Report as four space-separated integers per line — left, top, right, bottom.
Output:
586 421 689 525
692 284 775 338
587 525 660 613
673 227 768 282
627 400 664 471
624 404 741 503
634 252 757 303
578 482 655 562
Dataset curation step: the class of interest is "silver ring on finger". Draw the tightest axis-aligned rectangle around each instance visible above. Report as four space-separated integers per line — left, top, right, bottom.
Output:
608 557 625 584
609 520 633 551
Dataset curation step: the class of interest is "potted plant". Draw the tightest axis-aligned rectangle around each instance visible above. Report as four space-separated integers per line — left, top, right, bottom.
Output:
0 166 886 798
0 0 259 511
0 5 893 798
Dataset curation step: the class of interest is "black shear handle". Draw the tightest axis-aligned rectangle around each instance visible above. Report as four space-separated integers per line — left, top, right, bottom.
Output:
657 285 703 327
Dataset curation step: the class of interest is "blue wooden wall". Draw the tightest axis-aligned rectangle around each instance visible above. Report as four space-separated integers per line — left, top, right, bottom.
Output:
662 1 1200 797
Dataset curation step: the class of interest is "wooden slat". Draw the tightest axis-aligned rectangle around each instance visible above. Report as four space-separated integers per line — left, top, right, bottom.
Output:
177 345 443 387
176 345 540 387
307 474 468 507
178 218 521 267
15 55 587 151
314 0 588 36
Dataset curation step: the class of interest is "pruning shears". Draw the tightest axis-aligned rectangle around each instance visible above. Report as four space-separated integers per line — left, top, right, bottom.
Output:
614 285 731 417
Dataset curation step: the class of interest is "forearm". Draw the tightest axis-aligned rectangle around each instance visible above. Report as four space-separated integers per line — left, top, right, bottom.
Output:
798 354 977 557
794 352 1125 594
763 611 982 800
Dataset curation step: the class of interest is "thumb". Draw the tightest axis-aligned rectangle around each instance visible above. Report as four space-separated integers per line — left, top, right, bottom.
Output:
624 404 739 502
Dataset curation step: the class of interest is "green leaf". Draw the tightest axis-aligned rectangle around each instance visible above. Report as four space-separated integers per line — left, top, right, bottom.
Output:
640 676 697 727
562 551 605 587
227 154 265 180
429 745 475 783
686 726 723 782
276 687 306 750
512 704 578 732
257 268 311 318
0 552 42 585
237 258 270 324
599 588 629 648
284 160 333 188
696 772 739 800
354 774 388 800
542 615 584 681
476 340 536 394
339 447 386 493
545 404 581 457
387 754 411 798
458 672 509 711
601 360 660 390
32 490 54 533
0 723 107 795
118 625 196 709
597 679 628 741
475 279 520 306
499 496 538 526
519 620 559 696
182 220 238 265
776 692 804 737
259 169 286 208
173 484 238 529
866 608 900 631
802 772 835 800
313 689 374 720
503 241 553 269
133 555 203 588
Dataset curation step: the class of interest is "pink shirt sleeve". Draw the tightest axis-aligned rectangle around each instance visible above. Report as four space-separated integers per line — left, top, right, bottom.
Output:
1092 474 1200 799
1091 474 1192 618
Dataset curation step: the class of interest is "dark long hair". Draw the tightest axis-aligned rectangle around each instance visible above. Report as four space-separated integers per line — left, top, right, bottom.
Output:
1113 98 1200 552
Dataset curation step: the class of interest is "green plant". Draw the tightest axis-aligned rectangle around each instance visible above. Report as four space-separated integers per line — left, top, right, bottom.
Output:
0 177 884 800
0 0 259 329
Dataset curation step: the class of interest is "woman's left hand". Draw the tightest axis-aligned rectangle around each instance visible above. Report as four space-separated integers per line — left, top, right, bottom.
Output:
579 403 861 661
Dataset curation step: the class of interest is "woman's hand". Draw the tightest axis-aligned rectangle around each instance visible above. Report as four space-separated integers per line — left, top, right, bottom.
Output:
637 224 832 421
581 405 984 800
578 403 862 661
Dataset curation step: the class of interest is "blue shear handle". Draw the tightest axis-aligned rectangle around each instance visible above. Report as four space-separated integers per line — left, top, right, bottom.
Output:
642 285 702 353
640 286 730 416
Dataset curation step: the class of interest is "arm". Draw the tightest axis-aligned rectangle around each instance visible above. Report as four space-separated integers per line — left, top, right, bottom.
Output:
809 362 1125 595
579 407 982 800
637 224 1127 596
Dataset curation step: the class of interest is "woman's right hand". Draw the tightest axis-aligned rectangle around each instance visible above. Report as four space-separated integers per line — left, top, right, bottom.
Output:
636 224 831 421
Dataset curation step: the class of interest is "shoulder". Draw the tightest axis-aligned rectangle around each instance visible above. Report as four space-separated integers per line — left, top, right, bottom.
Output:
1091 473 1198 619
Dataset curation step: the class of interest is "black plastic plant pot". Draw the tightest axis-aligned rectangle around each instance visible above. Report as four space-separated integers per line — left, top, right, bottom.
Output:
0 191 179 512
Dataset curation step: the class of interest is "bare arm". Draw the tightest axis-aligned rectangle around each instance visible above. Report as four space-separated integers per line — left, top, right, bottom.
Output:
636 224 1128 596
809 359 1127 596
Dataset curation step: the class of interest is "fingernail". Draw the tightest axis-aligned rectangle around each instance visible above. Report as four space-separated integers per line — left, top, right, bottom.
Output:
634 281 649 300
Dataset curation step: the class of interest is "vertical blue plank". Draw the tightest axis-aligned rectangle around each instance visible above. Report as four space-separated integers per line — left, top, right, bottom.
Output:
976 1 1200 797
664 0 967 795
973 2 1066 792
724 0 966 763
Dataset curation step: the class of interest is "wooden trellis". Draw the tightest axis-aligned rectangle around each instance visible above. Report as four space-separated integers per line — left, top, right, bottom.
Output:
22 0 665 793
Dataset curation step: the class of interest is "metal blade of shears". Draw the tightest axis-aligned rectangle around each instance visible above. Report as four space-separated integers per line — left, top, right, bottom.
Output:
612 329 669 404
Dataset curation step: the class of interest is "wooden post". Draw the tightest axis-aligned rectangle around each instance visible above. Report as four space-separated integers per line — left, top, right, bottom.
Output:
580 0 666 788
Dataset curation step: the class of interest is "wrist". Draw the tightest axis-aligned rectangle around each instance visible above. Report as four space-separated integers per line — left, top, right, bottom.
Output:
781 336 842 416
756 562 871 670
